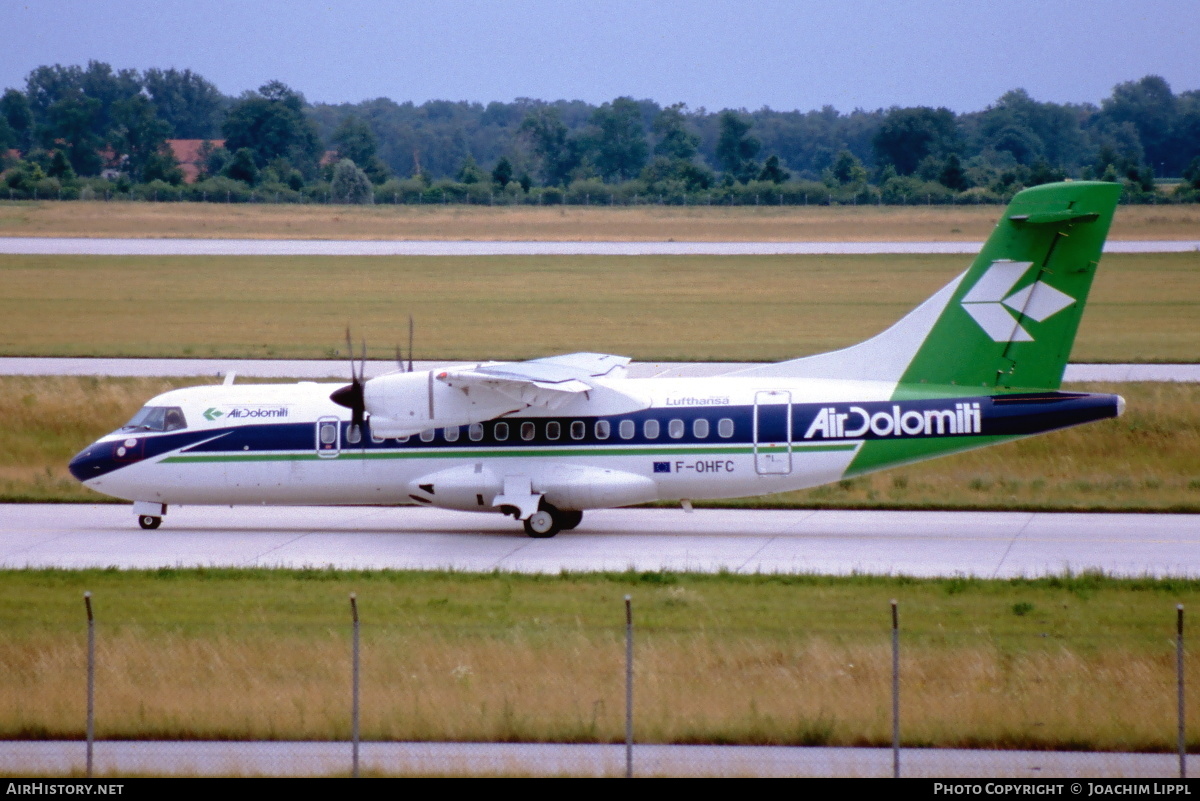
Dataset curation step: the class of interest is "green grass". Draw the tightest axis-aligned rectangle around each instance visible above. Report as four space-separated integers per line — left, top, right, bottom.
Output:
1 568 1196 750
3 376 1196 510
0 252 1196 362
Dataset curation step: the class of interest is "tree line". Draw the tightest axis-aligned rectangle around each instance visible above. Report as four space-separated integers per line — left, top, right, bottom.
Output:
3 61 1200 205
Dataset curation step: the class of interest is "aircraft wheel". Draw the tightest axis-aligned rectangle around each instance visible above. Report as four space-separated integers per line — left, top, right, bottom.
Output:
138 515 162 530
558 510 583 530
523 509 561 538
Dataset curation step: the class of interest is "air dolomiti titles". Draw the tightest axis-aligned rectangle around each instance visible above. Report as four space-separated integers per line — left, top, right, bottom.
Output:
804 402 982 440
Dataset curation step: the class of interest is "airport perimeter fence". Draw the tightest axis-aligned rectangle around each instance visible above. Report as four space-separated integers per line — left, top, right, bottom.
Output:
0 592 1195 778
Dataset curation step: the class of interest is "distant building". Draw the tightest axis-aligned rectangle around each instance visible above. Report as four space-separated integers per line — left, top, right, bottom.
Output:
167 139 224 183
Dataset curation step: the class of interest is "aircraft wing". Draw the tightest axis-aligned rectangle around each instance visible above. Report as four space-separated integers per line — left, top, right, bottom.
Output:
436 352 630 410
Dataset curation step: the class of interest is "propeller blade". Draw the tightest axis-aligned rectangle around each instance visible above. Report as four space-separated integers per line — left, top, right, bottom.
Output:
407 315 414 372
333 328 367 436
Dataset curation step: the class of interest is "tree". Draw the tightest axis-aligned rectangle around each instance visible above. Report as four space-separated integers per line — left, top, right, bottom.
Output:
519 107 578 186
331 115 388 182
1183 156 1200 189
1101 75 1176 172
757 154 790 183
222 81 322 177
828 150 867 185
938 153 969 191
652 103 700 161
330 158 373 203
456 154 487 184
142 67 225 139
47 149 76 181
715 111 760 182
0 89 33 152
873 106 960 175
38 91 103 176
491 156 514 187
588 97 648 181
222 147 259 184
108 94 170 182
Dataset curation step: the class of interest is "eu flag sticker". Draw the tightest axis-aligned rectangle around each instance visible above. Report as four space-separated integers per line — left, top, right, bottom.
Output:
653 461 671 473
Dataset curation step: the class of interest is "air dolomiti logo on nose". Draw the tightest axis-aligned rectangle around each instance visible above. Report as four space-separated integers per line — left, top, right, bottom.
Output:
961 260 1076 342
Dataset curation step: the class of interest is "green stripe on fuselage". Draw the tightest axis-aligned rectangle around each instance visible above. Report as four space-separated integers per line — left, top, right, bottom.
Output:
161 441 857 464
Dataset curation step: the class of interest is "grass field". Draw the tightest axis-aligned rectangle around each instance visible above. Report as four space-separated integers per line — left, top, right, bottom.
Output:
1 252 1196 362
3 376 1197 511
1 200 1199 241
1 569 1195 750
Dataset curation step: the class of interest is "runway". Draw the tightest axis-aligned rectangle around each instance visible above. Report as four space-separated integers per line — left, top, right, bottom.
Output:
1 236 1197 256
3 357 1198 382
4 504 1198 577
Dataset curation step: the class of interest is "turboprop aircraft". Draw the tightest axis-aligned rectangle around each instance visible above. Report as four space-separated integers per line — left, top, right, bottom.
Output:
70 181 1124 537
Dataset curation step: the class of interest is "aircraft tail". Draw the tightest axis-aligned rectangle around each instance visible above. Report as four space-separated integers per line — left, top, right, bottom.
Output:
732 181 1122 392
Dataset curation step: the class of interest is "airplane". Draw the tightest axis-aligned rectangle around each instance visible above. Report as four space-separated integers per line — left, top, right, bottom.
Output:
70 181 1124 537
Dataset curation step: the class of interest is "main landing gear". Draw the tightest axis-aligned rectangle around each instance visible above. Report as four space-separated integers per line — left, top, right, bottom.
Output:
521 504 584 539
138 515 162 530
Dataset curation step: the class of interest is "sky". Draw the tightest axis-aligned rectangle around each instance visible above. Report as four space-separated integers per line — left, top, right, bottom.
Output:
2 0 1198 113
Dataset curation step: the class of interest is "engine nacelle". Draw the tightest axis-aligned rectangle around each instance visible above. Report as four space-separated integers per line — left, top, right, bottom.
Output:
364 370 521 438
406 463 503 511
536 465 658 510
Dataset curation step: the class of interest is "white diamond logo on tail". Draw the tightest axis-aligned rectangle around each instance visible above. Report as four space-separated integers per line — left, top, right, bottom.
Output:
961 260 1076 342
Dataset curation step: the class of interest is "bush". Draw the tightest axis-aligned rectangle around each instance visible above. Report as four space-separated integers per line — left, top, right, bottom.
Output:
187 176 253 203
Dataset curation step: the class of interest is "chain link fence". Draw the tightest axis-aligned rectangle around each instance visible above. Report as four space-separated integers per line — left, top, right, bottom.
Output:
0 593 1194 777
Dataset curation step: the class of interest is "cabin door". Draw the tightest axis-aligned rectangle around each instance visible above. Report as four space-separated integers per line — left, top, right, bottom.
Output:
754 391 792 475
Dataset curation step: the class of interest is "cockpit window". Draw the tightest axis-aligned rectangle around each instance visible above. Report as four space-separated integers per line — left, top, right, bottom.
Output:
122 406 188 432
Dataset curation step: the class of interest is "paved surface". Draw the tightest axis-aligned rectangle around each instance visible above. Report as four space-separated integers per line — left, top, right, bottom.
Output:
4 505 1198 577
1 236 1197 256
3 357 1198 382
1 740 1192 778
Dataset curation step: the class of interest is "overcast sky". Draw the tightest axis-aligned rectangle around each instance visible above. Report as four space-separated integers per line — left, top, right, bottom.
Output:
3 0 1197 113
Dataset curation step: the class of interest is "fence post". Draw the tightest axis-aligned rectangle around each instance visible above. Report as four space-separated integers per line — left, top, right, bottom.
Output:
1179 604 1186 779
84 592 94 779
351 593 360 778
625 594 633 778
891 599 900 779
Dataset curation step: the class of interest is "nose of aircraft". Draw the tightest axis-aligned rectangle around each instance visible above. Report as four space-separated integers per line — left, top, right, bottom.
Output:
69 442 106 483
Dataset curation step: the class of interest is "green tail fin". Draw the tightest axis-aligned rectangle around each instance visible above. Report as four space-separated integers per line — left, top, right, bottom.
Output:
899 181 1121 391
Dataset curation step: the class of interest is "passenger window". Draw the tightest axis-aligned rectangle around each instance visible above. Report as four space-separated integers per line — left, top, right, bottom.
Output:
619 420 635 440
444 426 460 443
521 422 535 441
346 425 362 444
371 429 385 444
693 419 710 438
546 421 561 440
420 429 436 442
595 420 611 440
570 420 585 440
644 419 660 439
494 422 509 441
668 419 684 439
319 423 338 445
718 418 734 438
469 423 484 441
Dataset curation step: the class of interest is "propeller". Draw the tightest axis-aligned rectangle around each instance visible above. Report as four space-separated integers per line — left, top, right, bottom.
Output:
396 314 414 373
330 328 367 436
